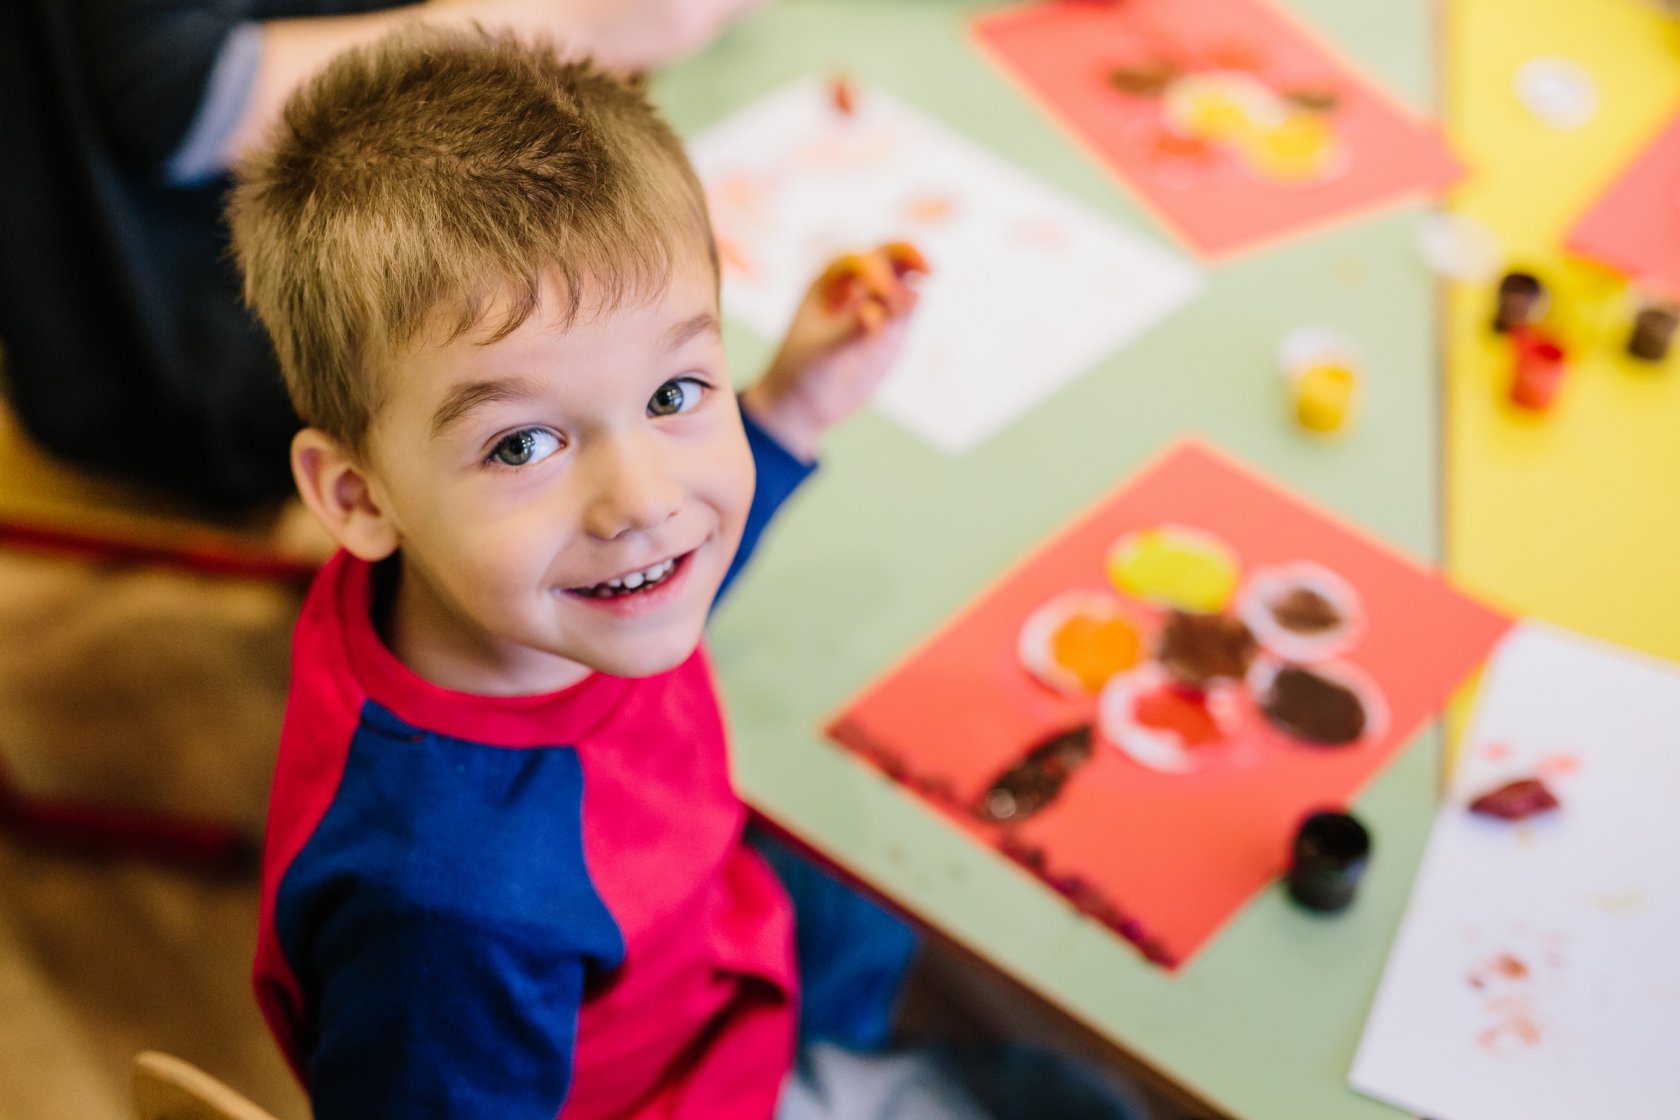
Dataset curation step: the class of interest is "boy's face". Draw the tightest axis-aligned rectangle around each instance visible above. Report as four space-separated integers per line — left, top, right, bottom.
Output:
358 251 755 693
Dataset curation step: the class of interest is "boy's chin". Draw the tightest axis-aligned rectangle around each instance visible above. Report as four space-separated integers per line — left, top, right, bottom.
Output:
574 630 705 681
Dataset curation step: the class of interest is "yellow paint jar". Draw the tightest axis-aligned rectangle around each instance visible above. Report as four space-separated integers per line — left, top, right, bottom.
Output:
1293 363 1359 433
1278 326 1362 436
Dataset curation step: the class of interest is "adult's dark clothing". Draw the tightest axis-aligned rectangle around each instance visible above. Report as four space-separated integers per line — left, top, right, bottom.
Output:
0 2 386 512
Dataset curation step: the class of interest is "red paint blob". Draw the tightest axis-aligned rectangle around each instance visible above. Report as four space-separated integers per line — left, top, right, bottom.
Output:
1469 777 1560 821
1134 685 1224 748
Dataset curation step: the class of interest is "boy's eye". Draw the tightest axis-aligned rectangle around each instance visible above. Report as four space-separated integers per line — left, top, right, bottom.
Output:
648 377 708 418
487 428 561 467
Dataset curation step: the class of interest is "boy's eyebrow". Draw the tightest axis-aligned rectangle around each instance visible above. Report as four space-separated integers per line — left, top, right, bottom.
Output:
431 376 545 437
664 312 721 352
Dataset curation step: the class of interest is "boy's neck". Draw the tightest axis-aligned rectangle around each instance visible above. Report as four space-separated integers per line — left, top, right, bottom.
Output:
372 555 594 698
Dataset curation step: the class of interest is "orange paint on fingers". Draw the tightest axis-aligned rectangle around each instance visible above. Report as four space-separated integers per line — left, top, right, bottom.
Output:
857 299 888 336
882 240 930 278
816 252 900 313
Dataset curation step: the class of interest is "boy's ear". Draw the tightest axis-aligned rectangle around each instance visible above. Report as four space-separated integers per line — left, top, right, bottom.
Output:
291 429 400 562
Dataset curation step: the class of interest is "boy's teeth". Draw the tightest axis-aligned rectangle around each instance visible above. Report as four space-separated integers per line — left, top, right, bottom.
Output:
583 558 677 597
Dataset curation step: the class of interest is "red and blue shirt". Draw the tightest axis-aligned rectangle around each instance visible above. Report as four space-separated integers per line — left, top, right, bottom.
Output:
255 415 811 1118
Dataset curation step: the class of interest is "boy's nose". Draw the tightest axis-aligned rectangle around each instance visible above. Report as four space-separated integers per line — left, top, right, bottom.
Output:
581 434 683 540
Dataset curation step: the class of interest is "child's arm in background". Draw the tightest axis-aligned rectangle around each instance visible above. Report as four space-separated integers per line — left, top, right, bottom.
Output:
719 243 927 598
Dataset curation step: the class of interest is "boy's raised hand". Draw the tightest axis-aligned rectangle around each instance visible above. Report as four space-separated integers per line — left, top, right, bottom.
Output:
740 242 929 462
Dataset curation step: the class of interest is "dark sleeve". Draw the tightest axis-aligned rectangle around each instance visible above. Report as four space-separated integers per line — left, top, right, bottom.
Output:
65 1 253 168
307 904 589 1119
64 0 388 170
717 401 817 602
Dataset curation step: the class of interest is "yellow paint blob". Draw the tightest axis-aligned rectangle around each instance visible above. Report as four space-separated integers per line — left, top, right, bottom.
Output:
1107 528 1240 613
1243 112 1341 183
1293 363 1358 433
1164 74 1269 143
1182 91 1254 140
1048 613 1144 693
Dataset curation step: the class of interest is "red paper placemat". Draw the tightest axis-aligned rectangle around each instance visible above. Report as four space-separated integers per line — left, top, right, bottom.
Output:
971 0 1460 259
828 441 1510 968
1568 105 1680 298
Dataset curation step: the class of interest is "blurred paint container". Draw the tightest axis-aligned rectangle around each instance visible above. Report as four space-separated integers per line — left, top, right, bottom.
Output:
1287 809 1371 913
1627 302 1679 362
1493 271 1547 333
1509 328 1568 411
1277 326 1360 435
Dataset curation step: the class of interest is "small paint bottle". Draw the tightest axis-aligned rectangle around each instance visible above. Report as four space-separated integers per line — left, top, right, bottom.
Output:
1278 326 1361 436
1627 302 1679 362
1287 810 1371 913
1293 363 1358 433
1492 271 1547 333
1509 327 1568 411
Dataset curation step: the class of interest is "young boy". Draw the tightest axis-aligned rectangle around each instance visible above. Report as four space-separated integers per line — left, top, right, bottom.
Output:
230 25 929 1118
233 24 1155 1120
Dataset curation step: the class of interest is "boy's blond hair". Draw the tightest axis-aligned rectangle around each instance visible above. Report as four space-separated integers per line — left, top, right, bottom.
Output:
228 25 715 453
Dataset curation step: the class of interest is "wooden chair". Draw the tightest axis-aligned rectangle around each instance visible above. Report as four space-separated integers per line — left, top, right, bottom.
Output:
132 1052 281 1120
0 398 322 871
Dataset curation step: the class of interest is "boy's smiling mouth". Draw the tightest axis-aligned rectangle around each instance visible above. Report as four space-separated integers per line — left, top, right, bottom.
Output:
567 552 690 600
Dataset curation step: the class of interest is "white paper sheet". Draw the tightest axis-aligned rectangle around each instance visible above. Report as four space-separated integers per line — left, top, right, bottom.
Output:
1351 623 1680 1120
687 78 1202 453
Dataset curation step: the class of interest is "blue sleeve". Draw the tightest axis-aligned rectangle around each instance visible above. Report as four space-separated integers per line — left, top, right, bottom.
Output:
307 904 589 1118
748 827 920 1052
276 701 626 1118
717 402 816 602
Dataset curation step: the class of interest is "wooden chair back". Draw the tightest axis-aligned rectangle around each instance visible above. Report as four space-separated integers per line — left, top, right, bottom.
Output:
131 1052 282 1120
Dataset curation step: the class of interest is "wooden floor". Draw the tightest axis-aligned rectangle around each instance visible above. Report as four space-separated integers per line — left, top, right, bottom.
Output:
0 549 310 1119
0 846 310 1119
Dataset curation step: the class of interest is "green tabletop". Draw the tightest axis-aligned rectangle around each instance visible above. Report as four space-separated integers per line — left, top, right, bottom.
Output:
658 3 1437 1117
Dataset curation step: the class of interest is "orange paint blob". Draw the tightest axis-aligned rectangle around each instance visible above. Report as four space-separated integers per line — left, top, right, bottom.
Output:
830 74 856 116
1048 614 1143 693
905 195 956 224
1133 685 1224 748
1493 953 1529 979
1150 128 1217 161
1537 752 1580 776
715 234 756 278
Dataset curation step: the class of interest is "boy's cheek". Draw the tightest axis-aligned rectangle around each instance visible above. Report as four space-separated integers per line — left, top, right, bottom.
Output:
720 431 758 535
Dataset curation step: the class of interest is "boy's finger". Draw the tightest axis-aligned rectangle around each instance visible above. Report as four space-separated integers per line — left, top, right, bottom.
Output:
815 256 861 312
881 241 930 279
851 253 899 306
875 243 928 316
856 299 888 336
816 252 900 313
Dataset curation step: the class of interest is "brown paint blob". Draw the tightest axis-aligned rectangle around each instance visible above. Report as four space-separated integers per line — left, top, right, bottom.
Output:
1158 611 1258 685
977 725 1094 824
1107 60 1179 96
1270 586 1342 634
1261 666 1366 745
